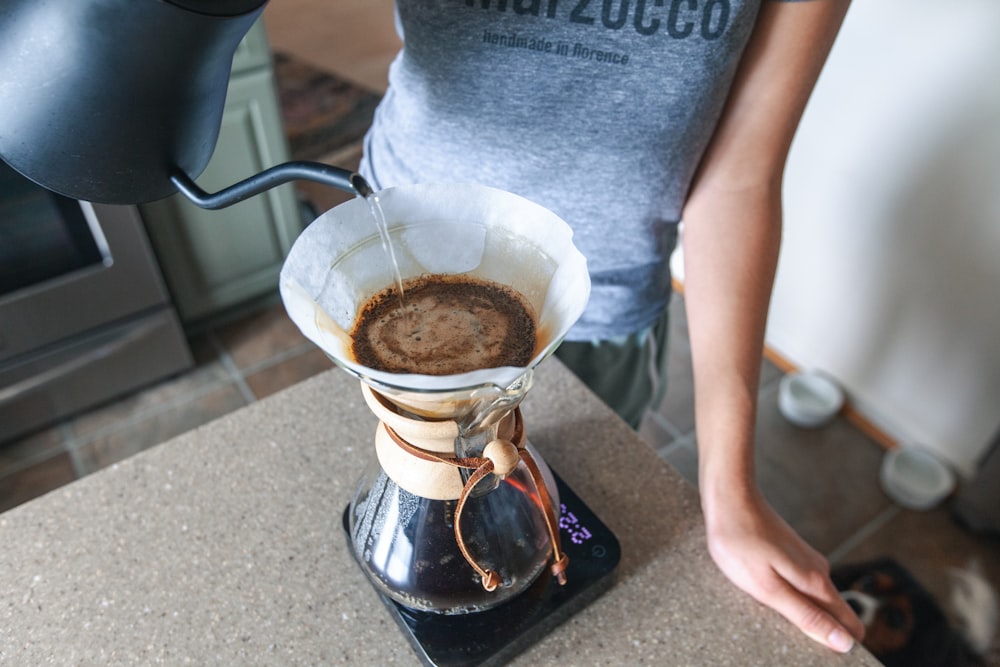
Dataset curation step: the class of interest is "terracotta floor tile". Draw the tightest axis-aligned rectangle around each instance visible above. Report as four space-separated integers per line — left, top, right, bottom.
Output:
754 386 893 553
75 384 248 474
244 348 335 400
652 295 696 437
759 356 783 389
215 303 311 370
662 382 893 554
638 411 683 453
0 452 77 514
0 426 66 478
660 441 699 488
651 295 788 441
69 337 229 441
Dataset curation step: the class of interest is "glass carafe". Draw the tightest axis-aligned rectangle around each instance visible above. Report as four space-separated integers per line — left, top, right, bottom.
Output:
347 371 564 613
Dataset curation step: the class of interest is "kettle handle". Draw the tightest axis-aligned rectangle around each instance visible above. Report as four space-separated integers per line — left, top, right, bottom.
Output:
170 161 373 210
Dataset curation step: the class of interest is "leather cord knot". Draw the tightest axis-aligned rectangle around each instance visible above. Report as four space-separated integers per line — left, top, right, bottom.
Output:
383 407 569 591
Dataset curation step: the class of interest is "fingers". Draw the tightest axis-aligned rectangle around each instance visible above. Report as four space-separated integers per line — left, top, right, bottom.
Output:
776 556 867 645
701 494 866 653
762 572 863 654
808 576 867 646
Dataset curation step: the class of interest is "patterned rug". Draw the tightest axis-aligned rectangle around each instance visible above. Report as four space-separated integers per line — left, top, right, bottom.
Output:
273 53 381 163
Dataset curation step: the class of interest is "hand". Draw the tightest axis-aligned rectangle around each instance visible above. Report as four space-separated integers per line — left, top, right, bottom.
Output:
703 487 866 653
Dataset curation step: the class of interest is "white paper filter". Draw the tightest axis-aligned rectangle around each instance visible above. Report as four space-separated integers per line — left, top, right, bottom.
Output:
279 183 591 393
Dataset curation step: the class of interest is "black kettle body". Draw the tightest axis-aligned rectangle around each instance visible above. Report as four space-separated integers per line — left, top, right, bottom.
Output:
0 0 267 204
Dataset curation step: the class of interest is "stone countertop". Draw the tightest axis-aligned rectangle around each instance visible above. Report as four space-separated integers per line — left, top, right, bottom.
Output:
0 359 878 666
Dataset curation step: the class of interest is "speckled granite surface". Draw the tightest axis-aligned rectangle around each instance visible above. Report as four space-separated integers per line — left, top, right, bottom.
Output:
0 359 878 666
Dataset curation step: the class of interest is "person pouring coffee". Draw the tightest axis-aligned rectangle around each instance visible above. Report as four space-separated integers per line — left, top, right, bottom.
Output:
356 0 863 654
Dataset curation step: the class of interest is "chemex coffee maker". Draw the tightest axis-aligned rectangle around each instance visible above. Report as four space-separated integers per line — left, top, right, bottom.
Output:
1 2 620 664
281 184 621 664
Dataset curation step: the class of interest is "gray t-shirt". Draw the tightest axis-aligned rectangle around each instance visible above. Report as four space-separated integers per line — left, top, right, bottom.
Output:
362 0 761 341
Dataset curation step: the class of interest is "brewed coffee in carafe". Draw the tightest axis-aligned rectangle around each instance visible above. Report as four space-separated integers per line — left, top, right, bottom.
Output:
279 183 590 614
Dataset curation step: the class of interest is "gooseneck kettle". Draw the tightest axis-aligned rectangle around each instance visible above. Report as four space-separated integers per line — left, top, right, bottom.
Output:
0 0 370 207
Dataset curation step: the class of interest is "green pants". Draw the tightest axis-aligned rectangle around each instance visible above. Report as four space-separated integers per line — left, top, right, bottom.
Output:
554 308 671 430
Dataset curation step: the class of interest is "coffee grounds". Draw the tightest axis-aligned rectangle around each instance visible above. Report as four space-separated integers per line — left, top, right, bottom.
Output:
351 275 536 375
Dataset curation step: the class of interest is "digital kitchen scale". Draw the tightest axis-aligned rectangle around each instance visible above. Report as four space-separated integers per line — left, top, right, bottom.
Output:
343 470 621 667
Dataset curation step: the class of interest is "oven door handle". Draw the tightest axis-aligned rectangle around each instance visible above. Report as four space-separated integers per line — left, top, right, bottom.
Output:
0 318 161 407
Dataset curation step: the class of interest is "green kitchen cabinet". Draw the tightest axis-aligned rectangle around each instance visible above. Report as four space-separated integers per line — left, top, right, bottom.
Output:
140 22 302 326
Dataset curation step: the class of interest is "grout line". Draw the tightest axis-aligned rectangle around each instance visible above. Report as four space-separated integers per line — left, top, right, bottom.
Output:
5 330 308 483
759 371 783 397
658 434 697 459
207 332 259 404
657 439 683 457
238 341 318 377
55 333 315 456
674 431 697 448
60 421 88 479
70 380 235 448
0 429 73 479
757 368 785 403
645 408 686 443
825 504 901 565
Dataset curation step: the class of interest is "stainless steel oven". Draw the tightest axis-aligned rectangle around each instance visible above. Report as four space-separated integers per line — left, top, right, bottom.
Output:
0 161 193 444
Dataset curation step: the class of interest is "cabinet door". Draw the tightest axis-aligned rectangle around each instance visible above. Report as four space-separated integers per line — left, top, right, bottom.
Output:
231 20 271 75
141 66 302 325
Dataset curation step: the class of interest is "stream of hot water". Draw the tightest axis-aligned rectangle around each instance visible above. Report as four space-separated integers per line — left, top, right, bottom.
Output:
364 192 407 311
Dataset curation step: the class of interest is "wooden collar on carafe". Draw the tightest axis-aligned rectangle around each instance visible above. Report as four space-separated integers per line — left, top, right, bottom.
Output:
383 407 569 591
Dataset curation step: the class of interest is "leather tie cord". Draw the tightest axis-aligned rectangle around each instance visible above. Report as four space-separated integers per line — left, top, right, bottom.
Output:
383 408 569 591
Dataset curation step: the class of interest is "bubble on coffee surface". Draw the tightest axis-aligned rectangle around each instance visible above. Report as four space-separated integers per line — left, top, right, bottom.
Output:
351 275 536 375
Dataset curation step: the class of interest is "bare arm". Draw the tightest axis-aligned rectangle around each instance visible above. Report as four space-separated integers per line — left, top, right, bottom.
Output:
681 0 865 653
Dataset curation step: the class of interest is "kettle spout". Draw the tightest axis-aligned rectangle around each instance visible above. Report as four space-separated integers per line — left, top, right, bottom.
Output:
170 161 373 210
349 173 374 198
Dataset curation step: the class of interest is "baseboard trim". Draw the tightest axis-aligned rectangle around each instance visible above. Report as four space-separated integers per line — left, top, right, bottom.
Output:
762 347 898 450
672 277 898 451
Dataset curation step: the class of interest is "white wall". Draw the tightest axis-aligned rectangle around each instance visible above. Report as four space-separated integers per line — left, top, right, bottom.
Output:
767 0 1000 476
